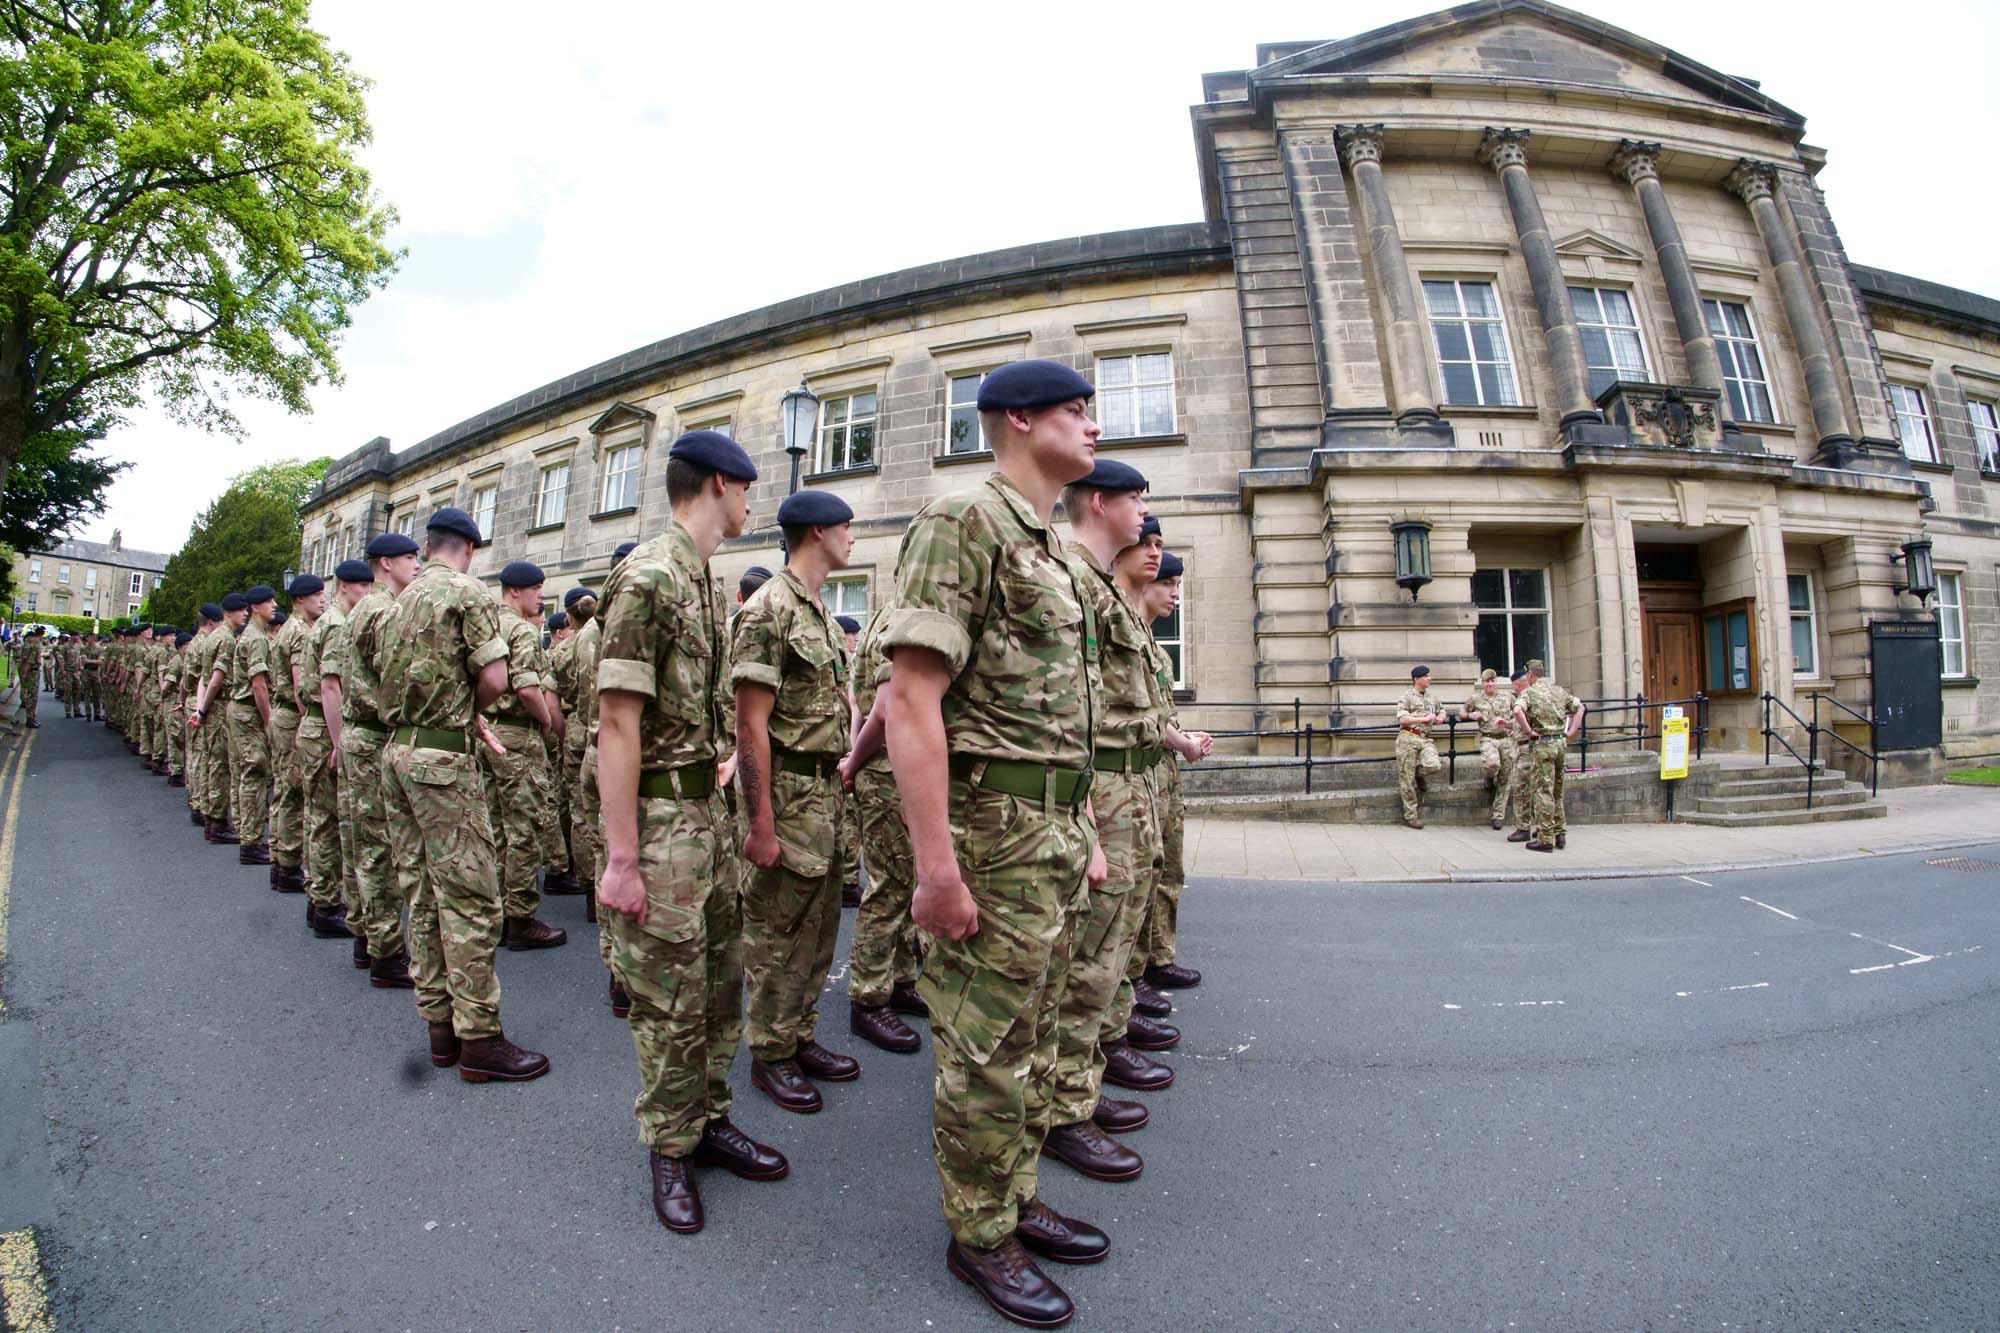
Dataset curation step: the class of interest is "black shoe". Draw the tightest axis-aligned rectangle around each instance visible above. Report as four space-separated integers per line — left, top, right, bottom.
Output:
541 869 582 895
1015 1198 1110 1265
649 1152 703 1234
1143 962 1201 990
850 1003 921 1054
1507 828 1531 843
1131 977 1172 1018
795 1040 860 1082
428 1021 460 1068
1126 1013 1180 1051
370 951 415 989
946 1237 1073 1329
888 982 930 1019
309 904 350 938
841 881 862 908
1102 1041 1175 1092
608 973 631 1019
1526 840 1555 853
1091 1096 1149 1134
1555 833 1567 849
352 935 370 970
691 1118 789 1181
1042 1120 1143 1182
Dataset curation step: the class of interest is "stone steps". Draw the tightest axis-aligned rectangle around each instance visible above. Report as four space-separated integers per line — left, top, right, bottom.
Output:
1688 785 1872 815
1672 799 1887 828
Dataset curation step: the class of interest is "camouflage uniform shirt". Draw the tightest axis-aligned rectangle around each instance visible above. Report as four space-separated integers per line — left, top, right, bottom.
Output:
1463 687 1515 738
331 589 398 726
595 522 730 769
729 568 850 756
1519 679 1579 739
1071 545 1164 753
377 559 509 732
230 618 272 705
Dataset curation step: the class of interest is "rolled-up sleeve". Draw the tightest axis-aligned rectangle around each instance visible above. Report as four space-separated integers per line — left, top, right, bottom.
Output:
597 567 665 698
881 508 981 675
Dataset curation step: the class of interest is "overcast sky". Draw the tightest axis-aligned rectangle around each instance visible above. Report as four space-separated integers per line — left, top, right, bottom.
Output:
80 0 2000 555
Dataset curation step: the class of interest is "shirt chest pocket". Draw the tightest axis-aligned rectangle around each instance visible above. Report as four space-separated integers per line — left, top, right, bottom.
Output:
781 633 840 718
659 604 715 723
1104 616 1156 709
979 571 1086 716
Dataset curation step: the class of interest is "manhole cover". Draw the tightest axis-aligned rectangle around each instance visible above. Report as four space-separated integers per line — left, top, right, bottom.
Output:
1926 856 2000 872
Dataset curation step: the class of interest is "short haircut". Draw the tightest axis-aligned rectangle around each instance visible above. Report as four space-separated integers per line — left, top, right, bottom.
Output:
780 522 813 552
666 457 709 506
426 529 472 558
738 570 769 600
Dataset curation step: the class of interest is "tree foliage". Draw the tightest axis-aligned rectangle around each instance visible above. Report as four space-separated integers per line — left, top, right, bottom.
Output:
149 454 324 627
0 0 399 532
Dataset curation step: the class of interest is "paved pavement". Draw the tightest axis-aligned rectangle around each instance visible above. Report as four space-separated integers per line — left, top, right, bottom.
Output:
1187 782 2000 882
2 705 1997 1329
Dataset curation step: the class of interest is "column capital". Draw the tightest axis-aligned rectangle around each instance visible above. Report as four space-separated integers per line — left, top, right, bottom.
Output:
1724 158 1778 204
1477 127 1531 171
1608 139 1662 186
1336 123 1386 168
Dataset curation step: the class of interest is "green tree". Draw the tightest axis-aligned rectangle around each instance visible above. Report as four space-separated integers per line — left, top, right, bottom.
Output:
149 455 325 627
0 0 399 530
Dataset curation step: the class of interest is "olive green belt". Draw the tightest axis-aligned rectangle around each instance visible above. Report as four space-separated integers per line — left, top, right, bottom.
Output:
1093 745 1163 774
489 710 536 729
637 765 716 800
301 702 324 718
949 754 1092 807
389 724 469 753
774 747 839 780
345 716 387 736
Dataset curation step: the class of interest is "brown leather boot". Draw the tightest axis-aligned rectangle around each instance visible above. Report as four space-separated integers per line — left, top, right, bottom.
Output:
352 935 370 970
239 841 272 866
427 1021 460 1068
503 916 568 950
945 1237 1073 1329
541 869 582 895
458 1033 550 1083
691 1118 789 1181
309 904 350 939
1091 1096 1149 1134
888 982 929 1018
1131 977 1172 1018
750 1058 823 1114
795 1041 860 1082
1126 1013 1181 1051
1143 962 1201 990
1102 1041 1175 1092
1042 1121 1143 1182
204 817 239 845
1015 1198 1109 1265
1507 828 1532 843
648 1152 703 1234
371 951 415 989
850 1003 920 1054
608 973 631 1018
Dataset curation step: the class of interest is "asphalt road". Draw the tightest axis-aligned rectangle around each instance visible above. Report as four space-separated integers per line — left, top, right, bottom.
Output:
4 710 1997 1330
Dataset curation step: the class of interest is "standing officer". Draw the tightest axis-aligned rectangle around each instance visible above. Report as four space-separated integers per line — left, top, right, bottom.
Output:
880 359 1110 1329
225 586 279 866
1502 668 1533 842
190 594 248 845
575 550 638 1009
185 606 223 832
834 613 864 909
15 628 41 728
596 430 785 1236
546 586 596 902
1514 659 1583 852
375 509 543 1080
485 560 567 952
1395 665 1446 829
1136 551 1202 994
167 631 194 788
1461 669 1518 830
839 597 928 1055
268 584 313 893
291 573 354 945
732 489 860 1114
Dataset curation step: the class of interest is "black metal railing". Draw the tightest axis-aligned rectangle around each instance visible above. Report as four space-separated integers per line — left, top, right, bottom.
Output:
1761 690 1879 808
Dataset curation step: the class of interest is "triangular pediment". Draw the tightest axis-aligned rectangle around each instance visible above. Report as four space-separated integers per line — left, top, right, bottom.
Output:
1554 229 1645 262
1253 1 1800 125
587 400 656 435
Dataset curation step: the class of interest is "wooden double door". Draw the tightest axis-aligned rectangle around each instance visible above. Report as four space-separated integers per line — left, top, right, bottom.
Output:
1639 581 1702 749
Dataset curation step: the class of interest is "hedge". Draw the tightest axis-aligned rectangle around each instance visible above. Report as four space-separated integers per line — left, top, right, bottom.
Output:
5 611 134 635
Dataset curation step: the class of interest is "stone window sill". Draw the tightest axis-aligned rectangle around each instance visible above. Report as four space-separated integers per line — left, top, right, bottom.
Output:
1095 432 1187 451
1942 675 1980 689
1910 459 1955 476
1170 687 1195 704
805 463 879 484
1727 418 1796 436
589 506 638 523
524 521 565 536
1440 403 1542 418
934 449 994 468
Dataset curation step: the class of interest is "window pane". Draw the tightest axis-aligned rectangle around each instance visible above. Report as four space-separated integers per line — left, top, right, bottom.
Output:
1703 300 1726 337
1432 322 1469 362
1791 615 1815 674
1100 393 1134 439
1098 356 1132 387
1567 286 1598 322
1441 362 1478 405
849 420 875 467
823 396 848 426
1460 282 1499 317
1601 289 1635 323
1788 574 1811 611
1579 325 1611 368
1138 384 1174 435
825 424 847 468
1137 352 1171 382
1508 569 1546 608
1512 614 1548 671
1723 302 1753 339
1469 321 1506 362
947 404 980 454
1471 569 1505 607
950 374 980 405
1608 329 1646 374
1705 614 1727 691
1474 614 1509 673
1423 281 1461 318
854 390 877 419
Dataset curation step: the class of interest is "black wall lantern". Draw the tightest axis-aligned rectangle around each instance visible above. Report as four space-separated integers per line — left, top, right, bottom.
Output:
780 377 820 498
1892 536 1937 606
1391 516 1433 601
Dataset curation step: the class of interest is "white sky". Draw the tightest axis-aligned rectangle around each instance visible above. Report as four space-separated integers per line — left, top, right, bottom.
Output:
84 0 2000 555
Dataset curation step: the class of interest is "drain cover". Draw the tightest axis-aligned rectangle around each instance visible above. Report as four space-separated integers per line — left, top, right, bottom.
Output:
1926 856 2000 872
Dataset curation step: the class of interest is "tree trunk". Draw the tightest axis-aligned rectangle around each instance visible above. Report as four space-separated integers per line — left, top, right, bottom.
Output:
0 382 26 501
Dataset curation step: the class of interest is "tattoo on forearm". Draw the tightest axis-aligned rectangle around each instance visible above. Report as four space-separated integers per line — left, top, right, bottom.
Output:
740 751 764 822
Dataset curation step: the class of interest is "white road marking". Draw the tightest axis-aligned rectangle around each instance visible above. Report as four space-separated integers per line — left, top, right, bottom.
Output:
1740 896 1798 921
1848 943 1982 976
1681 875 1714 887
1849 931 1932 961
1675 981 1772 998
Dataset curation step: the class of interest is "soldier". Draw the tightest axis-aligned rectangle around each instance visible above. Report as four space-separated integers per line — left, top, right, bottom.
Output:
325 551 416 984
285 574 351 940
165 632 193 787
80 630 102 723
737 565 772 610
839 597 929 1055
1503 667 1533 843
596 429 785 1235
135 625 162 772
539 608 583 898
60 634 81 718
183 609 220 827
268 591 312 893
880 359 1110 1328
835 613 863 910
1460 668 1518 830
1395 665 1446 829
572 557 632 1012
378 507 547 1082
1135 550 1204 995
732 489 861 1114
224 586 280 866
40 628 55 693
1514 658 1584 852
14 627 41 728
484 560 567 952
190 594 248 845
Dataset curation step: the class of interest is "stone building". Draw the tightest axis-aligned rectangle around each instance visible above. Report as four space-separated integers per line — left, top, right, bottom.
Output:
9 531 170 623
297 1 2000 771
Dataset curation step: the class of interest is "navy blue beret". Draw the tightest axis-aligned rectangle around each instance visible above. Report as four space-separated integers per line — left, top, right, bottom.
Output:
1155 552 1184 580
245 584 276 605
365 532 418 558
546 611 568 632
199 602 224 622
835 615 861 634
743 565 773 581
219 593 247 612
777 490 853 527
1139 515 1162 540
334 558 374 583
1411 664 1430 679
427 505 481 544
1072 458 1147 492
668 429 758 482
270 611 287 626
976 359 1095 411
174 631 193 647
288 574 324 597
563 586 596 609
612 540 638 562
499 560 545 588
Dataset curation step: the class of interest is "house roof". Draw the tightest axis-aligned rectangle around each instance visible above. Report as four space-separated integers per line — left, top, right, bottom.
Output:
35 538 171 573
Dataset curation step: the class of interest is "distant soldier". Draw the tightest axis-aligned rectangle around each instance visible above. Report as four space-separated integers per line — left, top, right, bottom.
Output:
190 594 248 844
1460 668 1518 830
595 430 784 1235
733 488 860 1115
1133 548 1205 999
287 575 349 940
484 560 567 952
1503 667 1533 842
834 612 863 910
1395 665 1446 828
545 588 596 902
226 586 280 865
377 507 547 1082
166 631 193 788
1514 658 1583 852
267 593 313 893
40 629 55 693
879 359 1110 1328
14 627 42 727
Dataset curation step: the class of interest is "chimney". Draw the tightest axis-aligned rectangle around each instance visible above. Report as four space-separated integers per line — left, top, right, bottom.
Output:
111 528 122 552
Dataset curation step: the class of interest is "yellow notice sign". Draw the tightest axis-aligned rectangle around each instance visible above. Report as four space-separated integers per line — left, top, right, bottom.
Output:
1660 715 1690 781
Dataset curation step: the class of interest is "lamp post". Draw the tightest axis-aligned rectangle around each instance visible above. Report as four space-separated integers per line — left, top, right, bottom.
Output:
781 378 820 497
1391 516 1433 601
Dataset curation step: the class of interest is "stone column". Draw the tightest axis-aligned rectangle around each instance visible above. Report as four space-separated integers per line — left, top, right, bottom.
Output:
1478 128 1601 429
1726 159 1855 452
1337 124 1440 424
1608 141 1730 413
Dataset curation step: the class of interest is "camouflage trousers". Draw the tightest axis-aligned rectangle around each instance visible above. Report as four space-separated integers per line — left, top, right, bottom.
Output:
578 745 608 966
535 734 565 871
605 791 743 1157
339 726 402 959
62 674 80 716
1396 730 1443 822
269 708 304 870
1527 737 1568 840
921 776 1091 1249
16 674 34 726
849 761 921 1008
226 702 271 845
136 693 156 756
1133 756 1185 972
1052 766 1160 1126
385 740 504 1040
741 767 845 1063
1480 734 1519 826
296 718 342 911
163 703 183 777
80 671 100 719
481 720 554 921
839 796 861 890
